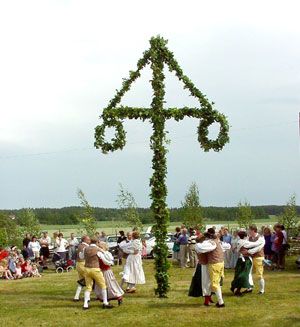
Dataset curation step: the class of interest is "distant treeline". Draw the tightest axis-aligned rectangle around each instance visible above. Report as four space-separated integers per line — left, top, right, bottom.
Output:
1 205 299 225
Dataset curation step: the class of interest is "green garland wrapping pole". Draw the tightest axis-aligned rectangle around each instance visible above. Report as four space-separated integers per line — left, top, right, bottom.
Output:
94 36 230 297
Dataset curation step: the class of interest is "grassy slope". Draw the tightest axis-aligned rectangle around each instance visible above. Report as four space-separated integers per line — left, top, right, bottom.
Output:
0 257 299 327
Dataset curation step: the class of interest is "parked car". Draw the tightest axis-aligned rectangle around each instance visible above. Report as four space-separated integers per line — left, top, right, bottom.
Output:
145 233 174 258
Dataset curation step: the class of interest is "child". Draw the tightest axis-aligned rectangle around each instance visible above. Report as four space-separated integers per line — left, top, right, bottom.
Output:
15 262 23 279
141 239 147 259
23 259 33 277
0 259 14 279
31 263 42 277
94 242 124 305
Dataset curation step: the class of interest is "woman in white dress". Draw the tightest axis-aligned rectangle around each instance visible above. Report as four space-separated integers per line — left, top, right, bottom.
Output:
94 242 124 305
119 231 145 293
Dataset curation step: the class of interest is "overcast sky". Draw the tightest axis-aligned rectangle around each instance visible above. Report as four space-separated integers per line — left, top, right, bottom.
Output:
0 0 299 209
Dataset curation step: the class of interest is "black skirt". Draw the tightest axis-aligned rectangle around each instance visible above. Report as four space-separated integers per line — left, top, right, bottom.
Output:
188 263 203 297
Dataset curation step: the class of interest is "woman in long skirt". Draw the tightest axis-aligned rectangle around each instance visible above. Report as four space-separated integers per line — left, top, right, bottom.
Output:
94 242 124 305
119 231 145 293
230 230 263 296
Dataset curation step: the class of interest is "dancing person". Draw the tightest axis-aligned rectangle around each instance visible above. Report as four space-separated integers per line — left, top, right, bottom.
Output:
241 225 266 294
189 235 213 306
119 231 145 293
94 241 124 305
195 228 230 308
73 235 90 301
279 224 288 270
82 238 113 310
230 230 264 296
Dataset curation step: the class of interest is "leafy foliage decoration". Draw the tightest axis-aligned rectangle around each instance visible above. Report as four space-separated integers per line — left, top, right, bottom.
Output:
94 36 230 297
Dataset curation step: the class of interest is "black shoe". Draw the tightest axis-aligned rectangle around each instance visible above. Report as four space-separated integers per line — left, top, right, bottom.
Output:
216 303 225 308
230 286 235 293
242 289 253 294
73 299 80 302
258 291 264 295
103 303 114 309
83 306 89 310
118 299 123 306
234 291 243 297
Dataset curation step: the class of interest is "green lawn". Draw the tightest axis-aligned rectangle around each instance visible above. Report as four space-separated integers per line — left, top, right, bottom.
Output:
1 257 299 327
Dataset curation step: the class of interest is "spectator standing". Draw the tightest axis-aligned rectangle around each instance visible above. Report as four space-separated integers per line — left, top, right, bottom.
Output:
178 228 188 268
230 230 239 268
28 236 41 261
263 227 273 261
279 225 288 270
188 228 197 268
55 233 69 260
99 231 108 243
40 231 51 266
172 227 181 262
68 233 79 260
22 233 31 259
222 228 232 269
117 231 127 265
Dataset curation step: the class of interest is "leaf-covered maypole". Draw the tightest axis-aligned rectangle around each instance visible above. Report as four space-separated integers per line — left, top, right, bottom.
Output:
94 36 230 297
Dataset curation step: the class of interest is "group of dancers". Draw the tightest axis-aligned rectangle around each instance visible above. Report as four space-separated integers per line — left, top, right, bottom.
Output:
73 231 145 309
189 224 266 307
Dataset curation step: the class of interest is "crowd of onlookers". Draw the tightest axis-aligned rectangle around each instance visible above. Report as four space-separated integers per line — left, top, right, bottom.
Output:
172 223 298 270
0 230 111 280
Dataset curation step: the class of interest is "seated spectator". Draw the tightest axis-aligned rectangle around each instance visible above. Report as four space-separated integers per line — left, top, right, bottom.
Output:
15 262 23 279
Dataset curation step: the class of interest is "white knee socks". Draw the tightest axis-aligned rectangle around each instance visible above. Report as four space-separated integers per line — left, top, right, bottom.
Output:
74 285 82 300
259 279 265 293
101 288 109 305
83 290 90 308
215 289 224 305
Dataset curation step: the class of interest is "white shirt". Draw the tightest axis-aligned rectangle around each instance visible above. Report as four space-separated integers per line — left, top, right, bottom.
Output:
56 238 69 252
40 236 51 246
69 238 79 247
242 234 265 255
195 239 231 253
28 241 41 252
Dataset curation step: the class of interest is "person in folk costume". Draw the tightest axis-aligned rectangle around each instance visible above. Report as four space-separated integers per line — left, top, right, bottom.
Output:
195 228 230 308
189 235 213 306
73 235 90 301
82 237 113 309
240 225 266 294
119 231 145 293
119 231 132 290
94 241 124 305
230 230 264 296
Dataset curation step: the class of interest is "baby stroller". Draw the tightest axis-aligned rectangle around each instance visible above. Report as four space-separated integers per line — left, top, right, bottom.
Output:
52 253 74 273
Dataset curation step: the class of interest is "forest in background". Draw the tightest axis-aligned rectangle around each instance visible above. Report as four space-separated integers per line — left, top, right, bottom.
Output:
1 205 299 225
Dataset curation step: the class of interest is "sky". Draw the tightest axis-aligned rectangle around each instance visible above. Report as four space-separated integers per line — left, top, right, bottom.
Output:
0 0 299 209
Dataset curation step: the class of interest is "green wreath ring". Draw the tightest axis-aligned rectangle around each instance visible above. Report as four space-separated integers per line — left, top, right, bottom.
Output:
198 112 230 152
94 118 126 153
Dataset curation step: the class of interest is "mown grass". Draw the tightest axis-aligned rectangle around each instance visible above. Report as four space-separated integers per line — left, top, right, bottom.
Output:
0 257 299 327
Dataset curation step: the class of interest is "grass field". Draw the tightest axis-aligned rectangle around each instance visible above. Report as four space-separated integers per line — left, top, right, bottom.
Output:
1 257 299 327
41 217 279 237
